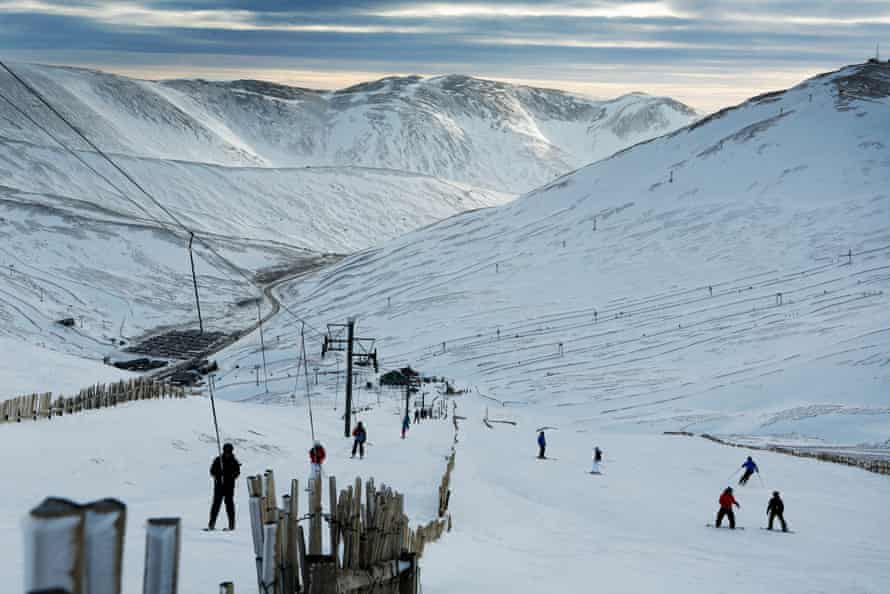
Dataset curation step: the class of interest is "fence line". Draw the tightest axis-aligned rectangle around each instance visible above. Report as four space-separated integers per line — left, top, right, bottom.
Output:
673 432 890 476
1 377 186 425
243 399 461 593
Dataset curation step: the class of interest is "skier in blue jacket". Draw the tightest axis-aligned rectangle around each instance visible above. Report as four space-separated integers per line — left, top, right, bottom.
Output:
537 431 546 459
739 456 759 485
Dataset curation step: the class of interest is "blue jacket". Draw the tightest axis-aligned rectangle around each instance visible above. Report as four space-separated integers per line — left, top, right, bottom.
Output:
742 459 758 472
537 433 546 446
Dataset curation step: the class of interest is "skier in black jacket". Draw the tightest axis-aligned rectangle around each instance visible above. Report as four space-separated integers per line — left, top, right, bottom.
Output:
208 443 241 531
766 491 788 532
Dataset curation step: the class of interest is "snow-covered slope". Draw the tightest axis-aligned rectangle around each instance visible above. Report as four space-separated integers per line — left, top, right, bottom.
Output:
1 64 698 193
213 62 890 449
0 140 508 361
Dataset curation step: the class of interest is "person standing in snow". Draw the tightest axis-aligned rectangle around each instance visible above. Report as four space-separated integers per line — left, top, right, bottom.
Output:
308 440 326 486
401 414 410 439
591 446 603 474
766 491 788 532
716 487 740 529
208 443 241 531
739 456 759 485
352 421 367 459
537 431 546 459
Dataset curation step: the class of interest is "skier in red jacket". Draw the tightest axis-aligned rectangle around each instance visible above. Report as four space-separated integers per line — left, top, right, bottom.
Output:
716 487 740 529
309 441 326 486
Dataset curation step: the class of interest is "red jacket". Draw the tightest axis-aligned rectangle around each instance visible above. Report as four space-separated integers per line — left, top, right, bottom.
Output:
719 492 738 509
309 445 326 464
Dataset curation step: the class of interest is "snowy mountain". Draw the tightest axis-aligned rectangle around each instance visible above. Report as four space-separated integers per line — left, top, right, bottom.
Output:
212 61 890 450
0 64 698 193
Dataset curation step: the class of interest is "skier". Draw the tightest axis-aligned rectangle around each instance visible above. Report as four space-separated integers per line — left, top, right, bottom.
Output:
207 443 241 531
591 446 603 474
739 456 759 486
414 408 420 423
766 491 788 532
537 431 546 459
352 421 367 459
308 440 326 486
716 487 740 529
401 414 410 439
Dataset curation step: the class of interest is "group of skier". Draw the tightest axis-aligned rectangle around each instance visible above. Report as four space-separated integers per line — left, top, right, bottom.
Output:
535 433 790 533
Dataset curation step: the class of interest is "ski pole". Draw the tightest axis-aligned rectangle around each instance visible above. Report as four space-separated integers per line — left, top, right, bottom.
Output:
757 472 765 487
726 468 741 482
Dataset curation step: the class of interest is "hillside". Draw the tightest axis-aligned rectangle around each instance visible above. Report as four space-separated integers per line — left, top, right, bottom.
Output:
212 62 890 449
0 64 698 193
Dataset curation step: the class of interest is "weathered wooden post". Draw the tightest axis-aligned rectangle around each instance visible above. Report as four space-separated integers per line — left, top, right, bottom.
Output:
143 518 181 594
328 476 338 567
261 521 279 594
287 479 301 593
82 499 126 594
309 475 323 555
25 498 84 594
247 476 265 593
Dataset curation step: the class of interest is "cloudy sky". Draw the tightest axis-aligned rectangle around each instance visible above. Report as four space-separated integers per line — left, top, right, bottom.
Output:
1 0 888 111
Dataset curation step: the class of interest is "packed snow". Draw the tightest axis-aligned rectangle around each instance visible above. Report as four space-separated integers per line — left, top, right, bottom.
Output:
1 64 698 193
1 61 888 594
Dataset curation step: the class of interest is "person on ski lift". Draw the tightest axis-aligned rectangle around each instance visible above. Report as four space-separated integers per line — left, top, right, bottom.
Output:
739 456 759 485
352 421 367 459
207 443 241 531
309 440 326 485
537 431 546 459
716 486 740 529
766 491 788 532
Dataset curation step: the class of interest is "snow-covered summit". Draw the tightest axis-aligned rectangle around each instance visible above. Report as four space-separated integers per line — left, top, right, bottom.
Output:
0 64 698 192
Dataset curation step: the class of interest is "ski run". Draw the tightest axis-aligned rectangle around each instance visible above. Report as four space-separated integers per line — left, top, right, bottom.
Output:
1 60 889 593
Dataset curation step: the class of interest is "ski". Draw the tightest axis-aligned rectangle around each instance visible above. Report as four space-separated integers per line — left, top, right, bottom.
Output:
706 524 744 530
536 457 558 461
760 528 795 534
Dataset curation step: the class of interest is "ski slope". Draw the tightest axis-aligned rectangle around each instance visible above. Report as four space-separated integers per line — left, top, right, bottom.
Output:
1 391 887 594
212 62 890 449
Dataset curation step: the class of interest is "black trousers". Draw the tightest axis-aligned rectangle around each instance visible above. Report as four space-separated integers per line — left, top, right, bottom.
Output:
538 444 545 458
352 440 365 458
716 508 736 529
739 469 754 485
210 488 235 530
768 511 787 531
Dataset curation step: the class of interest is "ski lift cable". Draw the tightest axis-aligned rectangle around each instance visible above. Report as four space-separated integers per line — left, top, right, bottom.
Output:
0 60 328 340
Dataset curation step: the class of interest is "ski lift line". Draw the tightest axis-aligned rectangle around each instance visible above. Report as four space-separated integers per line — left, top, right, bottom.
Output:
385 254 885 366
0 60 331 341
0 88 179 236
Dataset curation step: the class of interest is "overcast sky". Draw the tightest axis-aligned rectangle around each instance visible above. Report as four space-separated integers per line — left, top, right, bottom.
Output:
1 1 888 111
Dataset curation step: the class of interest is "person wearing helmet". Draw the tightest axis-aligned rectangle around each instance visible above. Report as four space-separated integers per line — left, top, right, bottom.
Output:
207 443 241 531
767 491 788 532
739 456 759 485
716 486 740 529
309 440 326 485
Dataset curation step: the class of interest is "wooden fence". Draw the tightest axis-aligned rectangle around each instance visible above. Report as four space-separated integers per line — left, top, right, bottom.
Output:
1 378 186 424
678 432 890 476
24 497 181 594
243 401 462 594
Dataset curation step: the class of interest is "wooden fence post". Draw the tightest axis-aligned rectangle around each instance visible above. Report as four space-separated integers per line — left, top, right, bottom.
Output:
82 499 126 594
25 498 84 594
143 518 181 594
